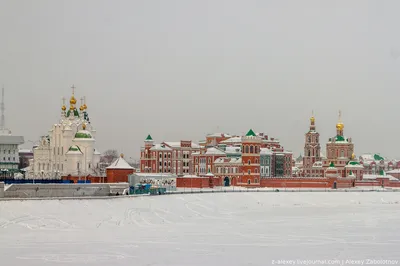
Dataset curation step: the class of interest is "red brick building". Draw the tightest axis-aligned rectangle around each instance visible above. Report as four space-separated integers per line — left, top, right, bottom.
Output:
214 157 242 186
106 154 135 183
241 129 261 186
192 147 226 176
162 141 201 176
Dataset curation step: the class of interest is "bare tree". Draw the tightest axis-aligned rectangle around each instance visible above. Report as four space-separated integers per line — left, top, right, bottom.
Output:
100 149 119 164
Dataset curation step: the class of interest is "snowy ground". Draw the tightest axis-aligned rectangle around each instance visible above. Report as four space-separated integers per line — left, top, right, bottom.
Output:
1 192 400 266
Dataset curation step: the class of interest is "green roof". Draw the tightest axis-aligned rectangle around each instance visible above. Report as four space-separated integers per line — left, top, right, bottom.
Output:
349 170 353 175
335 135 345 141
74 132 92 139
329 161 335 167
348 161 360 165
374 154 384 161
66 109 80 117
68 145 81 152
379 169 385 176
145 134 153 141
245 129 256 137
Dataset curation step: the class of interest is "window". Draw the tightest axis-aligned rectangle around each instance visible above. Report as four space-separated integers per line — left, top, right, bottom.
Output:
255 178 258 183
247 179 251 184
248 160 251 165
245 146 249 153
255 159 258 164
255 146 259 154
8 157 10 161
250 146 254 153
248 170 251 174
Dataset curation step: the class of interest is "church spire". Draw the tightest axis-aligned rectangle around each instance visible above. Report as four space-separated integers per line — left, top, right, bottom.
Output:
336 110 344 136
69 84 77 110
309 110 316 131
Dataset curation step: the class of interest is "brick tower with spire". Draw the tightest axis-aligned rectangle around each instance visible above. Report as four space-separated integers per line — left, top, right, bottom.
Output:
303 112 321 177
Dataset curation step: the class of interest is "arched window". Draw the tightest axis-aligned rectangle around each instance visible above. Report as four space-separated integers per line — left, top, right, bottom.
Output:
340 150 344 157
245 146 249 153
247 179 251 184
248 160 251 165
248 170 251 174
255 159 258 164
255 146 259 154
250 146 254 153
308 150 311 156
255 178 258 183
255 168 258 173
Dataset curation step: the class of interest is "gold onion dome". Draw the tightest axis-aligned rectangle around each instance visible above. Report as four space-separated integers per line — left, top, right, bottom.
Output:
80 106 84 111
310 116 315 123
83 104 87 109
70 96 77 105
336 122 344 130
61 105 66 111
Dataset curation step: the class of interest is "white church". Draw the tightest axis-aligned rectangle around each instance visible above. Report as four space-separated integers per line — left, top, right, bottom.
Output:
27 86 101 178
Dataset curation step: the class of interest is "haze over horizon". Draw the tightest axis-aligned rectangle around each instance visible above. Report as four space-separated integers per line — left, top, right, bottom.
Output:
1 0 400 160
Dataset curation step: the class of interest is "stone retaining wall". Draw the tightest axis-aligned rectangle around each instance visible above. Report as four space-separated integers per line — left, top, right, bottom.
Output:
4 184 111 198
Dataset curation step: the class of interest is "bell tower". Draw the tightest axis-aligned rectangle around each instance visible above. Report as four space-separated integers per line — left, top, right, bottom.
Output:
303 112 321 177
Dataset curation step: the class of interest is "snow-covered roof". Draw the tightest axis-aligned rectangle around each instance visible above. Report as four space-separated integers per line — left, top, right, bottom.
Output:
206 133 232 138
205 147 226 156
225 146 241 154
363 174 398 181
19 149 33 153
164 142 200 149
312 161 323 168
387 169 400 174
106 156 134 170
214 157 242 164
260 148 273 155
150 144 172 151
220 136 242 144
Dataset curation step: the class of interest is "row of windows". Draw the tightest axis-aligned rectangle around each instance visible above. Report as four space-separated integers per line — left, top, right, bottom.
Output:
242 145 260 154
2 150 17 154
2 157 16 161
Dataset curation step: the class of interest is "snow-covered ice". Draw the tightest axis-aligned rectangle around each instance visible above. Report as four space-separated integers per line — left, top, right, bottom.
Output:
1 192 400 266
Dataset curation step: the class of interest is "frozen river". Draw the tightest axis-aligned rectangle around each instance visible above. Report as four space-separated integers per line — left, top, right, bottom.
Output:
1 192 399 266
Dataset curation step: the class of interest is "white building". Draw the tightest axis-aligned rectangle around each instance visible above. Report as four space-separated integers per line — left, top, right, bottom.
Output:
27 87 101 178
0 88 24 177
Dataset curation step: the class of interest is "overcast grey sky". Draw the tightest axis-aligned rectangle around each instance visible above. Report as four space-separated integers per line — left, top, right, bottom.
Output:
1 0 400 160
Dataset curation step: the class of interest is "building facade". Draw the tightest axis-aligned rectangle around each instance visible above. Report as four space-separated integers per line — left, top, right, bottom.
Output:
28 87 101 178
0 88 24 178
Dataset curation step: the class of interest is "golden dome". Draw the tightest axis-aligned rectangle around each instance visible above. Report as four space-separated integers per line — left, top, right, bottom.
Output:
79 106 84 111
82 123 86 130
310 116 315 123
83 104 87 110
61 105 66 111
336 122 344 130
70 105 75 110
70 96 77 105
351 153 355 160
